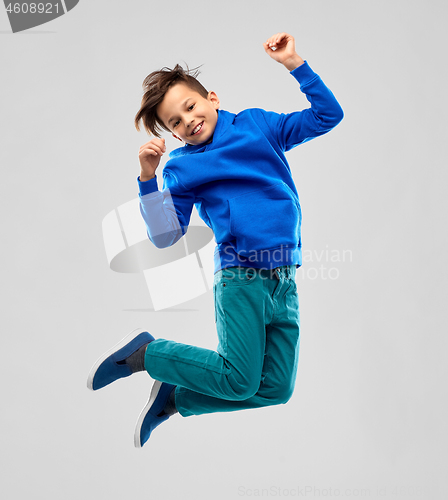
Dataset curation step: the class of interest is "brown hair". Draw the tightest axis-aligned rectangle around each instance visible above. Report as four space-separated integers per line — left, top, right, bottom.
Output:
134 63 208 137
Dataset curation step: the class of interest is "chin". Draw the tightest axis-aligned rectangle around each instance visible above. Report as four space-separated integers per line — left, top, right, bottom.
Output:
189 135 211 146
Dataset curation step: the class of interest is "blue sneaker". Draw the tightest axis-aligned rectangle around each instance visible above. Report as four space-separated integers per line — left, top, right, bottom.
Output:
134 381 176 448
87 328 154 391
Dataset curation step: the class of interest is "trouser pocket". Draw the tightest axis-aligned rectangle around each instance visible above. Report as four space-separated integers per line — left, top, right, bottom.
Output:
213 283 217 323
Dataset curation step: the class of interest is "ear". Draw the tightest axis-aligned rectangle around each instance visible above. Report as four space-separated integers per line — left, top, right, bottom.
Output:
172 133 183 142
207 90 220 110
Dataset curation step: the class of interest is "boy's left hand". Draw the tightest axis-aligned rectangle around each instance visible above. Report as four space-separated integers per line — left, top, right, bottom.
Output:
263 32 304 71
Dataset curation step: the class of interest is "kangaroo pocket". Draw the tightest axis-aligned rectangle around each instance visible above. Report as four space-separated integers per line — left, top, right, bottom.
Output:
228 181 301 256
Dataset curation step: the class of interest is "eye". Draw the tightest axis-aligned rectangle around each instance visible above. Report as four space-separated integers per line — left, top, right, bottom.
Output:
173 120 180 128
188 104 195 110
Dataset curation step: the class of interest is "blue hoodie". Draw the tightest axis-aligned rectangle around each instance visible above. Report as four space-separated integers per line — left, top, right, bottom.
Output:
138 61 343 274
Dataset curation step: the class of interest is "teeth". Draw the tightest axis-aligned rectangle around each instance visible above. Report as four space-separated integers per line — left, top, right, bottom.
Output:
192 123 202 135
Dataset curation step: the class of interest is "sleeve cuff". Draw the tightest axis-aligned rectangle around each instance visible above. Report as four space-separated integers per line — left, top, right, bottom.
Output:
138 175 159 196
290 60 318 86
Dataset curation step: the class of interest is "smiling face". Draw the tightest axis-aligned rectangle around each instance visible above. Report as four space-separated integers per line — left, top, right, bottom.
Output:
157 82 220 146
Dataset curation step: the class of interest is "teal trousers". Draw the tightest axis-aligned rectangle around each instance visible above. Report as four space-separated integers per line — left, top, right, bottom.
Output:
144 265 300 417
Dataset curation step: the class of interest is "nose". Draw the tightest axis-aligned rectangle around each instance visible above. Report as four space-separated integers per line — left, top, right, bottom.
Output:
183 117 194 134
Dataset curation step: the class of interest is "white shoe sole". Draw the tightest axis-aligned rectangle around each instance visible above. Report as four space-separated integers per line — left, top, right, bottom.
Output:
86 327 147 391
134 379 162 448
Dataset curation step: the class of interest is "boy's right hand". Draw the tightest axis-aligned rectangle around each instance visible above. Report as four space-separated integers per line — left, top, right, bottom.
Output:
138 138 166 181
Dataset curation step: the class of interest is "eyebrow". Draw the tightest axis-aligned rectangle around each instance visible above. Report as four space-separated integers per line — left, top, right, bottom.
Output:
167 99 192 125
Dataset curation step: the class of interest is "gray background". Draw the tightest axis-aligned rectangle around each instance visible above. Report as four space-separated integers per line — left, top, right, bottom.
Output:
1 1 447 498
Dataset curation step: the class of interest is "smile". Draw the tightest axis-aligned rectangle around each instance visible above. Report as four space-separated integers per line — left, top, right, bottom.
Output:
191 122 203 135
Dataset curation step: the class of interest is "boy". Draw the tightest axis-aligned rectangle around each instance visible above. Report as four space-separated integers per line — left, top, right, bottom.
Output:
87 32 343 448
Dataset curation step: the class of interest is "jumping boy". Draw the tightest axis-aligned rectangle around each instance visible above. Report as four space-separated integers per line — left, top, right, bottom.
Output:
87 32 343 448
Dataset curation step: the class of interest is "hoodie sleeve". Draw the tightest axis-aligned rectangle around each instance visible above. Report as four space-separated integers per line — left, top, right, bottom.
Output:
138 171 195 248
261 60 344 152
